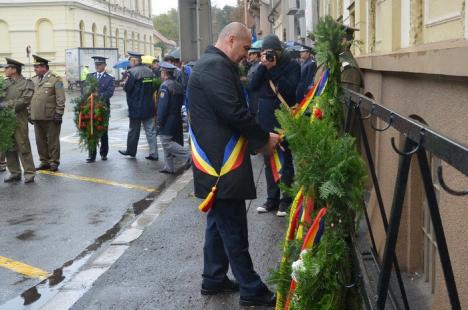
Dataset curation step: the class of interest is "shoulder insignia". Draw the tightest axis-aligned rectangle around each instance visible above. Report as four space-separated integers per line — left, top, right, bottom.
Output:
159 91 165 98
55 81 64 88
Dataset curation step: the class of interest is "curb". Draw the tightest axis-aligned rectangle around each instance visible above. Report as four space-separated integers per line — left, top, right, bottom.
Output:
40 170 194 310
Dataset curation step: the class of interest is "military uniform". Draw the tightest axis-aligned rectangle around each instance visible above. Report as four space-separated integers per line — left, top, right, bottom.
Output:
30 55 65 171
0 58 36 183
340 50 364 92
86 56 115 162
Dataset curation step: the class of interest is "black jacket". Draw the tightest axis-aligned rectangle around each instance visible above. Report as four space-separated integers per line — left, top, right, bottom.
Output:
296 57 317 102
249 53 300 132
124 64 156 120
188 46 269 200
156 78 184 145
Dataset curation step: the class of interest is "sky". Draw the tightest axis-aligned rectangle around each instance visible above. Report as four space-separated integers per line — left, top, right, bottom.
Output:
152 0 239 15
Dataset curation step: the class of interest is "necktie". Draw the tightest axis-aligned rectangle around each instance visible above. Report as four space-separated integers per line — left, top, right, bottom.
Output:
97 73 101 80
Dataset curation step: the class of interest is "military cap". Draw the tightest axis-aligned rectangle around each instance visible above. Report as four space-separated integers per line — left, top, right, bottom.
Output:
32 55 49 65
5 57 24 68
340 24 359 40
91 56 108 64
127 51 144 59
159 61 177 71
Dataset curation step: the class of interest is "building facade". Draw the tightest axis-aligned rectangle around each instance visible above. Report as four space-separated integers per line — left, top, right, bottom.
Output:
0 0 155 79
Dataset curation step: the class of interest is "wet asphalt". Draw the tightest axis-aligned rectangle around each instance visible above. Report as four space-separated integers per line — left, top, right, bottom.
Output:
0 89 178 305
71 156 285 310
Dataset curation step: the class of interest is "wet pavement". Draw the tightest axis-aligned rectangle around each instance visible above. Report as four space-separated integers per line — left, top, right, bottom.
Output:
70 156 285 310
0 89 182 306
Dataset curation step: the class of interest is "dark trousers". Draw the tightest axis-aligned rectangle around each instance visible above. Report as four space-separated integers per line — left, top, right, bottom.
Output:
263 145 294 204
126 117 158 157
88 130 109 159
203 199 268 297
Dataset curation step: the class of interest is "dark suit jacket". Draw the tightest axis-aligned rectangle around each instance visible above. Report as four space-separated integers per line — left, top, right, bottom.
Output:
156 78 184 145
296 57 317 102
188 46 269 200
87 72 115 105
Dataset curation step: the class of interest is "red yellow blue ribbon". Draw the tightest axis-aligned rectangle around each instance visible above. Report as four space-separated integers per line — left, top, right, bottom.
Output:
189 128 248 212
292 68 329 118
270 146 284 183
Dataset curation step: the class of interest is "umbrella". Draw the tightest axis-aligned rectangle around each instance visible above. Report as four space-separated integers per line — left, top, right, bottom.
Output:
285 41 302 48
113 59 129 69
251 39 263 49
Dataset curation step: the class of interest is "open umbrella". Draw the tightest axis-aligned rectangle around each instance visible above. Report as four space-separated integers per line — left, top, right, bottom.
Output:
167 47 181 59
113 59 129 69
251 39 263 49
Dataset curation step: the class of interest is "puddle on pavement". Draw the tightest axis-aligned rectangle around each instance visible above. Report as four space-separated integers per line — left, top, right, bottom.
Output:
16 230 35 241
0 209 134 309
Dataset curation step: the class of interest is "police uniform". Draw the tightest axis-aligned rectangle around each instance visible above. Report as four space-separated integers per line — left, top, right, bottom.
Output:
296 45 317 102
156 62 190 174
119 51 159 160
0 58 36 183
86 56 115 162
30 55 65 171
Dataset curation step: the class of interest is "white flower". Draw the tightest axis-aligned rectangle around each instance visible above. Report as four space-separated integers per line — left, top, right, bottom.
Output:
291 259 305 282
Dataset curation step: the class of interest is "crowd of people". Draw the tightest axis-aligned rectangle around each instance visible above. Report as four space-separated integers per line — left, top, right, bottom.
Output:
0 20 363 308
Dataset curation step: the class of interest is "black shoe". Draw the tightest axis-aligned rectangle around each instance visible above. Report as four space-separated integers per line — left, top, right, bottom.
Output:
256 201 279 213
118 150 135 157
36 164 50 170
101 156 108 161
49 164 58 172
86 157 96 163
201 278 239 295
159 169 174 174
145 155 159 161
239 290 276 307
277 201 290 217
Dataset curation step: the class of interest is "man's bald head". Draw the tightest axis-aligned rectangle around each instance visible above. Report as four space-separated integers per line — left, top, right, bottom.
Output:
215 22 252 64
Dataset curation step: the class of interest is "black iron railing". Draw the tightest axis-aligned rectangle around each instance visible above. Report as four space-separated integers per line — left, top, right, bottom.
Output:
342 88 468 310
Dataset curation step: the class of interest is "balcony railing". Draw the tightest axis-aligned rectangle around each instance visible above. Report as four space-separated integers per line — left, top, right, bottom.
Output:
342 88 468 310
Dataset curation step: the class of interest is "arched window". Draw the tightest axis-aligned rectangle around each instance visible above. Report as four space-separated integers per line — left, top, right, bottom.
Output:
92 23 97 47
103 26 108 48
36 19 54 52
79 20 85 47
149 35 153 56
137 33 140 52
115 28 120 52
143 34 147 54
131 32 135 51
0 20 10 54
124 30 128 54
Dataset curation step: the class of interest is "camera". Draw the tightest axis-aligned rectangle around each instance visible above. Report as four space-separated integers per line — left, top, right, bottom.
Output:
265 50 276 62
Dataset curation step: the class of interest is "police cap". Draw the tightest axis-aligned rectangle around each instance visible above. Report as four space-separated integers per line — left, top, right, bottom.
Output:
159 61 177 72
91 56 108 64
127 51 144 59
5 57 24 69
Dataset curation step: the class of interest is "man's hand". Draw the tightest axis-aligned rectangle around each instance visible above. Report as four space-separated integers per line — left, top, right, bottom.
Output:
259 132 281 155
260 51 277 70
53 112 63 124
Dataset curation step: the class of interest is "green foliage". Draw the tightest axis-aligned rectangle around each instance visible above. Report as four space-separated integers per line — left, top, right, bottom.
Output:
0 76 5 98
273 16 367 309
153 9 179 42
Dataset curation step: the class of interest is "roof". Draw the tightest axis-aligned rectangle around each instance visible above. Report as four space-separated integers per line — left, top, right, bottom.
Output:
153 29 177 47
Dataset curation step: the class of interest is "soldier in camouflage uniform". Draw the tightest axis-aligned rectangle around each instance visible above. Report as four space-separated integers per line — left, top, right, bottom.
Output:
30 55 65 172
0 58 36 183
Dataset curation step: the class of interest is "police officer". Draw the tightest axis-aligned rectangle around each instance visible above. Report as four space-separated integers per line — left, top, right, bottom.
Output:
119 51 159 160
156 62 190 174
86 56 115 163
296 45 317 102
246 47 261 116
30 55 66 172
0 58 35 183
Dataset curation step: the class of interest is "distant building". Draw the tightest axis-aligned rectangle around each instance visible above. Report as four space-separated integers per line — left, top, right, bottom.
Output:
0 0 155 79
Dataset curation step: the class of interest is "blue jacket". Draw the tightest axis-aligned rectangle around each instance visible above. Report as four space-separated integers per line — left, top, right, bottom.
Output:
87 72 115 105
156 78 184 145
248 53 300 132
296 57 317 102
123 64 156 120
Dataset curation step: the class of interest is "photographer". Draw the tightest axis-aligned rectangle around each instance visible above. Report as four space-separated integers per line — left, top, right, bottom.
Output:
249 34 300 217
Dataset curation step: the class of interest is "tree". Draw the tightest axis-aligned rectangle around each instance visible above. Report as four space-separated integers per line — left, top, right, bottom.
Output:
153 8 179 42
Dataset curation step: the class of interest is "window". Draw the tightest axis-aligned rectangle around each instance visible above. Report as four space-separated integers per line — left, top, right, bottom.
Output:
92 23 97 47
124 30 128 54
0 20 10 54
103 26 108 48
115 28 120 51
143 34 147 54
79 21 85 47
37 19 54 52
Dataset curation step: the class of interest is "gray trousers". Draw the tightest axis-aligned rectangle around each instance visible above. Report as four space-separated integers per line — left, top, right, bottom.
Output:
126 117 158 157
160 135 190 172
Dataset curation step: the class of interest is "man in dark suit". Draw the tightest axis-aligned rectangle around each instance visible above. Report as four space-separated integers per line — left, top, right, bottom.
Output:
86 56 115 163
296 45 317 103
188 22 281 307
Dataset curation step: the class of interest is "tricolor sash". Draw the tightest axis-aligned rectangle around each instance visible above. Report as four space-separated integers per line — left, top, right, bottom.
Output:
270 146 284 183
293 68 330 118
189 127 248 212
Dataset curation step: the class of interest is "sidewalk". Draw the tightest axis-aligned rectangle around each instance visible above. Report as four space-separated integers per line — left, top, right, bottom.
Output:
67 156 285 309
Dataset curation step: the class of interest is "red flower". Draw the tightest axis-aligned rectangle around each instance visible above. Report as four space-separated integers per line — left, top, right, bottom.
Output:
96 125 105 131
312 107 323 120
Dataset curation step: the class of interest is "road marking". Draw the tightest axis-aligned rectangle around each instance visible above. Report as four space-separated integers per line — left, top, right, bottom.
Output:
0 256 49 280
37 171 156 193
